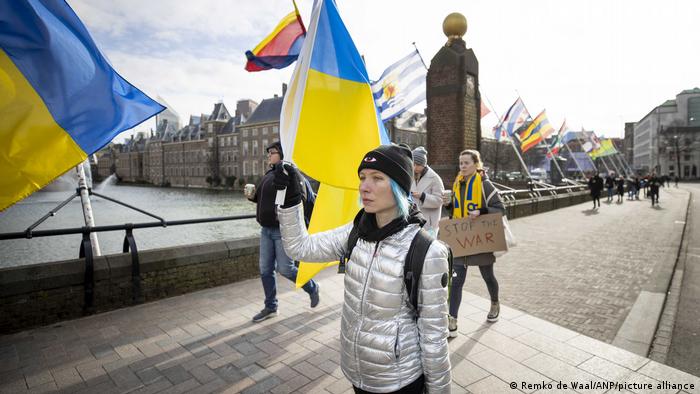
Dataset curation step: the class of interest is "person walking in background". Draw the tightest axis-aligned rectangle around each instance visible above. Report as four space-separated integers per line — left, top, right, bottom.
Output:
588 172 604 209
616 176 625 203
649 172 661 206
675 175 680 188
275 144 451 393
445 149 505 337
410 146 445 236
605 173 615 202
245 141 320 323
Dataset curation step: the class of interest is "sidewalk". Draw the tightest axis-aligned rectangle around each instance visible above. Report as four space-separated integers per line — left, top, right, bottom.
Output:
1 266 698 394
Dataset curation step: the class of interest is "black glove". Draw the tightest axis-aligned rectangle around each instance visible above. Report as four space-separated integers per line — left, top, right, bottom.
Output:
273 163 301 208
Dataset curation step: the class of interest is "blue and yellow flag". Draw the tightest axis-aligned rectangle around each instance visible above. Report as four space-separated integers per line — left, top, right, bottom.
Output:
0 0 164 210
279 0 389 287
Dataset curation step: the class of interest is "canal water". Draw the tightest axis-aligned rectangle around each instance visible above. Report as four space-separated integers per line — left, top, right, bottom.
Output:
0 183 259 268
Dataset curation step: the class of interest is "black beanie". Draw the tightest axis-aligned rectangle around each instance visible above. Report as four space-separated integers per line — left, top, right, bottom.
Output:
266 141 284 159
357 144 413 195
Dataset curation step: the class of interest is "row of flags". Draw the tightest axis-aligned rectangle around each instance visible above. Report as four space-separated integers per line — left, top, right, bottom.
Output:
492 96 624 161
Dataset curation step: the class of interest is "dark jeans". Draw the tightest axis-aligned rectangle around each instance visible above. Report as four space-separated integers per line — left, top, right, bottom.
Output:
449 263 499 318
592 195 600 207
353 375 425 394
650 189 659 205
259 226 317 310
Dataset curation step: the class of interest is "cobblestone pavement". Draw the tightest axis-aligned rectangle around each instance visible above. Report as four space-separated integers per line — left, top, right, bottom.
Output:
1 187 699 393
466 186 690 342
1 269 699 394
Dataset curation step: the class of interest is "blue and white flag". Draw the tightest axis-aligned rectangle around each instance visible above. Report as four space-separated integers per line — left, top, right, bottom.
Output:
494 97 530 141
371 50 426 121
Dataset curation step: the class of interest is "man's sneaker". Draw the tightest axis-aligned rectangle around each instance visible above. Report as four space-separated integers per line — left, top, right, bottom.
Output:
487 302 500 323
448 316 458 338
252 308 277 323
310 284 320 308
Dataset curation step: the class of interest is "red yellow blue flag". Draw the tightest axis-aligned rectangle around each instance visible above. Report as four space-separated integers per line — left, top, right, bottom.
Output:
519 110 554 153
245 1 306 72
0 0 164 211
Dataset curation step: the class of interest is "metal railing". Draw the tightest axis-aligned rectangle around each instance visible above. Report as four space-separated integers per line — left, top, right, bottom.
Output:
1 187 255 313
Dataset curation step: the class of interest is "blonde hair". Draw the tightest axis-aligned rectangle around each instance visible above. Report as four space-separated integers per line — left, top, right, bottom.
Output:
459 149 484 170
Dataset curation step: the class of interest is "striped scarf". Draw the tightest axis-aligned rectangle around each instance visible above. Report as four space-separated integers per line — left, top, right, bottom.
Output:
452 172 482 219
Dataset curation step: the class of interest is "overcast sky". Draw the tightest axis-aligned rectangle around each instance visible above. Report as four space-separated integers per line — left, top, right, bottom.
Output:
68 0 700 142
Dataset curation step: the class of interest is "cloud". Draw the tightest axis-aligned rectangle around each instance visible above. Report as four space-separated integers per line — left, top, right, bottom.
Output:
67 0 700 140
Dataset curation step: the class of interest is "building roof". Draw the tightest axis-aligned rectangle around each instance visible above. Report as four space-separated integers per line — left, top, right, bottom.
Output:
679 87 700 95
659 99 677 108
244 96 283 125
209 102 231 122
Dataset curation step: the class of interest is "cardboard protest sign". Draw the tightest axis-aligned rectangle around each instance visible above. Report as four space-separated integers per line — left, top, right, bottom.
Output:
438 213 506 257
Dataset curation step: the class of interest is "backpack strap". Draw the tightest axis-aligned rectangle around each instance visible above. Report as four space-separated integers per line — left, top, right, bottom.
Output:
404 228 435 313
338 224 360 274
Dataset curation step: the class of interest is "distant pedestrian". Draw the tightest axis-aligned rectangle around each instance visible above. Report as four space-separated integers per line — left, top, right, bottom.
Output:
246 141 320 323
616 176 625 203
605 173 615 202
446 149 505 336
634 177 641 200
675 175 679 188
588 172 604 209
410 146 445 236
627 177 636 200
649 172 661 206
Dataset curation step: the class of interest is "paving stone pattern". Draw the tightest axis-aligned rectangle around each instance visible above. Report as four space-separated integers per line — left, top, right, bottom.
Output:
467 187 690 342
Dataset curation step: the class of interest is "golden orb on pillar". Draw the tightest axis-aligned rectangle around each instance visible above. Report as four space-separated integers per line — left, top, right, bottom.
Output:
442 13 467 45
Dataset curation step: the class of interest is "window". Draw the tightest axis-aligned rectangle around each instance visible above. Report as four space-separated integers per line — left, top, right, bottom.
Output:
243 161 248 176
262 139 268 155
684 154 692 161
273 126 279 134
263 127 268 135
208 124 213 133
253 140 259 157
688 97 700 126
684 165 690 177
669 165 674 171
243 129 249 138
253 161 259 176
233 136 238 146
253 128 258 137
243 141 249 157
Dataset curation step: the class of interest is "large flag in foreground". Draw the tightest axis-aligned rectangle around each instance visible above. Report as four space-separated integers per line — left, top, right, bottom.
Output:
494 97 530 141
0 0 164 211
245 1 306 72
280 0 389 287
519 110 554 153
371 50 426 121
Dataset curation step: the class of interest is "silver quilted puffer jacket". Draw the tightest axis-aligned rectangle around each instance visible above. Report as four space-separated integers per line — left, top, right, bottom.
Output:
278 204 451 393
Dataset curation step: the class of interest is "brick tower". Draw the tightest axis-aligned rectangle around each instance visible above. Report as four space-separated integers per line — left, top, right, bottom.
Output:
426 12 481 187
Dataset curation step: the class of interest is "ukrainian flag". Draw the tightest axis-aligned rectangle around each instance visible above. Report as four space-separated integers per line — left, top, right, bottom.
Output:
279 0 389 287
0 0 164 211
281 0 389 190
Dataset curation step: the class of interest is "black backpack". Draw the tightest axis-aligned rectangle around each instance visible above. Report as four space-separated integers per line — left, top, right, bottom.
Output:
338 226 453 314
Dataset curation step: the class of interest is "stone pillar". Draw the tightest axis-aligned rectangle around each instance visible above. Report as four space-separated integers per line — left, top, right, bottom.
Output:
426 12 481 187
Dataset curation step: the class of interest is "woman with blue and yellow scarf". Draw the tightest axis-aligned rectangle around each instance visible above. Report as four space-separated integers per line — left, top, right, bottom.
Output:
446 149 505 338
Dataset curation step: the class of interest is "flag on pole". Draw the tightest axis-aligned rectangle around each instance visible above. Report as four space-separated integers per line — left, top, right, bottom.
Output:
582 131 602 153
480 100 491 118
494 97 530 141
245 1 306 72
279 0 389 287
0 0 164 211
519 110 554 153
546 120 567 158
371 50 426 121
589 139 618 159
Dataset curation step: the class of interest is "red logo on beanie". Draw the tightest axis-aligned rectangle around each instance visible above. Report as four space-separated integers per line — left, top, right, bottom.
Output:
363 156 377 162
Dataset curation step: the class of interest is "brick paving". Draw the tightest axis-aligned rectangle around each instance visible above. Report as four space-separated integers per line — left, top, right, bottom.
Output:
469 186 691 342
1 189 699 393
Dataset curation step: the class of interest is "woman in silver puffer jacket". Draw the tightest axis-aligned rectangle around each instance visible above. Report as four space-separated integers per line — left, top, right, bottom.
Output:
274 144 451 393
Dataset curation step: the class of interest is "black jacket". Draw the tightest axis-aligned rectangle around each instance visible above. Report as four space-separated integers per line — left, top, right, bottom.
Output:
250 165 281 227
